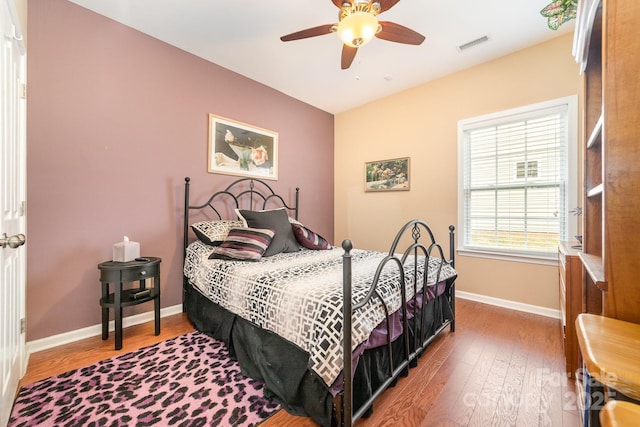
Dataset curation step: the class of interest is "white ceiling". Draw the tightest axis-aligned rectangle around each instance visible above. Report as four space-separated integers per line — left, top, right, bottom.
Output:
67 0 574 114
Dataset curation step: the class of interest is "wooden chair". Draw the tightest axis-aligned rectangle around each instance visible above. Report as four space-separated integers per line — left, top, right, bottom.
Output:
600 400 640 427
575 313 640 426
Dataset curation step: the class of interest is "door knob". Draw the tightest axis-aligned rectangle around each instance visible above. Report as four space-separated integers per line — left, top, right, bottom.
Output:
1 233 26 248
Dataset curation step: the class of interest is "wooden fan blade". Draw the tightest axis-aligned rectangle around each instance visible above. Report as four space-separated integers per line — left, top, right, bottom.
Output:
376 21 425 45
341 45 358 69
377 0 401 13
331 0 345 8
280 24 335 42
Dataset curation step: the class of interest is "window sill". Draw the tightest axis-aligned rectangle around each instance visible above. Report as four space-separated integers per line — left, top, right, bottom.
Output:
457 248 558 266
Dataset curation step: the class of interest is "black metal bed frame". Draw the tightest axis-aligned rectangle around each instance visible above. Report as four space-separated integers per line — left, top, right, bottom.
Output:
182 177 456 427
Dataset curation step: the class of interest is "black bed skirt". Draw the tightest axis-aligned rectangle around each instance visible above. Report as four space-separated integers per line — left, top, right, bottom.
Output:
185 284 453 427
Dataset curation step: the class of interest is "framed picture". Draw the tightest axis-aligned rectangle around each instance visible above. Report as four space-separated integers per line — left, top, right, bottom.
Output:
208 114 278 180
364 157 410 192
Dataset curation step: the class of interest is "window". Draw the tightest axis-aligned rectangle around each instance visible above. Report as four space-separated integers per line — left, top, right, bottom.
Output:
515 160 538 179
457 96 577 263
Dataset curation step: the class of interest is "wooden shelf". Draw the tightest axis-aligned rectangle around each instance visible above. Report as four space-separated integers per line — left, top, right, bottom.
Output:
579 252 606 291
586 114 603 148
586 183 603 198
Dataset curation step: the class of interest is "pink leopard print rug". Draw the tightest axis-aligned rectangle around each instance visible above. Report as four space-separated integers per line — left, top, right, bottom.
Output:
9 332 281 426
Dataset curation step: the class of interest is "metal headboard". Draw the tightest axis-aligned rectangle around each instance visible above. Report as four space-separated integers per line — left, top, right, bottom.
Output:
182 176 300 306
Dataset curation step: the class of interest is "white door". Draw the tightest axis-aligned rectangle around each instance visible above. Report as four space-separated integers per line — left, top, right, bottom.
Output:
0 0 26 424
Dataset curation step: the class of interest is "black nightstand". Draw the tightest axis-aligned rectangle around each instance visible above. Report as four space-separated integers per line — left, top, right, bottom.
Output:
97 257 161 350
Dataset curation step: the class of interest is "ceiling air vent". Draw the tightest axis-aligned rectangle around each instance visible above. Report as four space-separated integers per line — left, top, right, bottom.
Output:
457 35 490 52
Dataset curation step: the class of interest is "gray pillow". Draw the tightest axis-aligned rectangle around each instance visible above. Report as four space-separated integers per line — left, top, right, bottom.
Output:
236 208 300 256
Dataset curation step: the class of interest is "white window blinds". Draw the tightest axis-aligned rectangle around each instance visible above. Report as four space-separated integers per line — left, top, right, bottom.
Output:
458 97 577 260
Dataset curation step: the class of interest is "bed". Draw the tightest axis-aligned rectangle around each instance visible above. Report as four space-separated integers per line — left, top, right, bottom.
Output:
182 177 457 427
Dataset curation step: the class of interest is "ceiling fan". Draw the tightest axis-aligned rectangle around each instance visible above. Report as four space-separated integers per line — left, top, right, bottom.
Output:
280 0 425 70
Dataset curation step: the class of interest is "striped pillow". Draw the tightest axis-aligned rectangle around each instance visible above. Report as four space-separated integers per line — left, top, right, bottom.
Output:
291 223 331 250
208 227 275 261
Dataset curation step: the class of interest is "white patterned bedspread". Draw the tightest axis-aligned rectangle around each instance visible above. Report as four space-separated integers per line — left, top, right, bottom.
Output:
184 240 456 387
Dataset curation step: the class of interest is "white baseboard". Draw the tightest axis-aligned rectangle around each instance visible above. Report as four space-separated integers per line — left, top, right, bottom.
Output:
26 304 184 355
23 295 556 368
456 290 560 319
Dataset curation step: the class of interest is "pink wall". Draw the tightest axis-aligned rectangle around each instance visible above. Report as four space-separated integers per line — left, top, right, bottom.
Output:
26 0 334 341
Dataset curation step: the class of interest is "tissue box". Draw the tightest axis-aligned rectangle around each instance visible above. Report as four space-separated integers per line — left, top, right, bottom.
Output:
113 236 140 262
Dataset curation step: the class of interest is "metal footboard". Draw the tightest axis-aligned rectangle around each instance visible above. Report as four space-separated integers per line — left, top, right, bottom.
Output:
340 220 456 427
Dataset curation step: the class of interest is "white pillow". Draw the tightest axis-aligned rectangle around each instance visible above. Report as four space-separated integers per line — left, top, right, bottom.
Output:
191 220 245 246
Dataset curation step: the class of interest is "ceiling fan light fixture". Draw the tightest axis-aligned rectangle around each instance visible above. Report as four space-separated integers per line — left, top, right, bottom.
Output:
337 11 379 47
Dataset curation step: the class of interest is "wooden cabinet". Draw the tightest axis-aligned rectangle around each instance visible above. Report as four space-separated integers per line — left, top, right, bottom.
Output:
574 0 640 423
558 242 582 378
574 0 640 323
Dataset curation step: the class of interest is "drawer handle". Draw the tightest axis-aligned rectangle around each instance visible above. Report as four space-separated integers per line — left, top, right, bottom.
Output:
140 270 147 276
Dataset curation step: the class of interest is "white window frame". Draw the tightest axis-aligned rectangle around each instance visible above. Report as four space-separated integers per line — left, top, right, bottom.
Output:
457 95 578 265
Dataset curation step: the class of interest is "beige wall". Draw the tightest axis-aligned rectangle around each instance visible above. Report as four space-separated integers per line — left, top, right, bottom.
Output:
334 34 581 310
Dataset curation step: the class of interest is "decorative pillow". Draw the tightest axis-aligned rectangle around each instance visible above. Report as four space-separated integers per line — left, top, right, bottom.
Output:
208 228 275 261
192 220 245 246
236 208 300 257
288 216 303 225
291 223 332 250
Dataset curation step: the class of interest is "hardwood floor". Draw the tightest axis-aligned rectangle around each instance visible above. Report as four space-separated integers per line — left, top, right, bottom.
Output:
18 313 195 389
18 299 580 426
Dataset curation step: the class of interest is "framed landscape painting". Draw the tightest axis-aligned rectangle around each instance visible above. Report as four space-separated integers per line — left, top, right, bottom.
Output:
364 157 410 192
208 114 278 180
